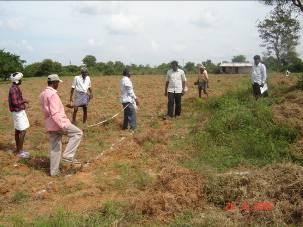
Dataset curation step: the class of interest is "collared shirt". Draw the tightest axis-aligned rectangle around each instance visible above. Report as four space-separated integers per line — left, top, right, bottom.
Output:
120 76 136 104
198 70 209 82
166 68 187 93
8 84 26 112
40 86 71 132
251 63 267 85
72 75 91 93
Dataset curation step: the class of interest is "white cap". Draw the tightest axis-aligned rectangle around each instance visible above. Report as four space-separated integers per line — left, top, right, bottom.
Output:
10 72 23 84
47 74 63 82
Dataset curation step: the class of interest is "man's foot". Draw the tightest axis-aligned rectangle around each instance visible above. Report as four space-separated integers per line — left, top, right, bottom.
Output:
62 157 81 164
162 115 172 120
17 151 30 159
50 170 61 177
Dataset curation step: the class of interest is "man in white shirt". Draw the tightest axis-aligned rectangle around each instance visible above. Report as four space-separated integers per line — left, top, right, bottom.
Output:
251 55 267 100
120 68 139 130
70 67 93 124
164 61 187 118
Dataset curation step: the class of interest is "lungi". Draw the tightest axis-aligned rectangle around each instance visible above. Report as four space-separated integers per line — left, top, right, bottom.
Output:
74 91 90 107
198 81 207 90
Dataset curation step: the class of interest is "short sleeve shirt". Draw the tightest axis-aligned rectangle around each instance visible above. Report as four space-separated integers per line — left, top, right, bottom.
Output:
166 69 187 93
72 75 91 93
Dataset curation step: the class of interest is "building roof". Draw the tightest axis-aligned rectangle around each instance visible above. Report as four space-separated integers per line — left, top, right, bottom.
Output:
220 62 252 67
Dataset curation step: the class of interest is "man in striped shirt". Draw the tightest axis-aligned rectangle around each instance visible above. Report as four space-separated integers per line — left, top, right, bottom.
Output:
8 72 30 158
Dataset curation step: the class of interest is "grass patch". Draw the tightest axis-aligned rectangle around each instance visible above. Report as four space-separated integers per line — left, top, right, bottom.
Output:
11 191 28 203
169 211 194 227
109 162 153 191
183 85 299 171
9 201 144 226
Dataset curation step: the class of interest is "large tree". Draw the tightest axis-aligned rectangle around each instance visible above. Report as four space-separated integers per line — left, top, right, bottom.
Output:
263 0 303 13
24 59 62 77
82 55 96 67
232 55 247 63
0 49 25 80
184 62 196 73
257 5 300 69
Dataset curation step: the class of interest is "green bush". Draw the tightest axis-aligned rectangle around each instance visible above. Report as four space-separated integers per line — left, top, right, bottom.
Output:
184 87 299 171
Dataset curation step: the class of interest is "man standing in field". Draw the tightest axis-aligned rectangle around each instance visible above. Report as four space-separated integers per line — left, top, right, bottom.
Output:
8 72 30 158
251 55 268 100
197 64 209 99
70 67 93 125
120 68 138 130
40 74 83 176
164 61 187 118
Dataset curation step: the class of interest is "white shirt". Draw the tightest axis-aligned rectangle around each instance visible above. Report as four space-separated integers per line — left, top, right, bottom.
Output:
166 68 187 93
251 63 267 85
120 76 136 104
72 75 91 93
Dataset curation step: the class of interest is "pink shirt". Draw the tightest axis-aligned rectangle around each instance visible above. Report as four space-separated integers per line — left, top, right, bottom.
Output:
40 86 71 132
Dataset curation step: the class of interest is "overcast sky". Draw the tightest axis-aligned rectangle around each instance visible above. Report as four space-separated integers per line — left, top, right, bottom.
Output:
0 1 302 66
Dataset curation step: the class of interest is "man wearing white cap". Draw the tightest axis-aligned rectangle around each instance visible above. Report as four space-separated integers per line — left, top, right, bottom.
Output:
69 67 93 124
40 74 83 176
8 72 30 158
196 64 209 99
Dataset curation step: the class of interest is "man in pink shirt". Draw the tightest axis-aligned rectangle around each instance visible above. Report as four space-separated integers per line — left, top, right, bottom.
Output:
40 74 83 176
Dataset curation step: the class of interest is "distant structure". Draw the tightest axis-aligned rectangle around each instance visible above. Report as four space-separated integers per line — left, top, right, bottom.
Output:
219 62 252 74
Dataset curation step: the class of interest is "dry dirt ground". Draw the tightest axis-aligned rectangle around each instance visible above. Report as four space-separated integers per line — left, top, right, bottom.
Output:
0 74 301 225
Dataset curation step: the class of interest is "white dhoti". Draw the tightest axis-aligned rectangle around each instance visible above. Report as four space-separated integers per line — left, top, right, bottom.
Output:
12 110 30 131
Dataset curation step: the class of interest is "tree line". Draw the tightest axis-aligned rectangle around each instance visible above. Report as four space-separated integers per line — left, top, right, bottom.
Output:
1 50 302 80
0 51 224 78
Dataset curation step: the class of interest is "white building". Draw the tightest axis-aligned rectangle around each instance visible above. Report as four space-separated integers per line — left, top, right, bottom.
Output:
220 62 252 74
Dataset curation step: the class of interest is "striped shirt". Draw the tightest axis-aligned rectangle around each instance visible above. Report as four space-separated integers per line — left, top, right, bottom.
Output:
8 84 26 112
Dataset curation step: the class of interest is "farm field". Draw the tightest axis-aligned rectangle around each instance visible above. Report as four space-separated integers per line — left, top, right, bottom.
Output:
0 73 303 226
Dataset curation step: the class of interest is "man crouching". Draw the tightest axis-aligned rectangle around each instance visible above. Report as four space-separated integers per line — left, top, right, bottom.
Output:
40 74 83 176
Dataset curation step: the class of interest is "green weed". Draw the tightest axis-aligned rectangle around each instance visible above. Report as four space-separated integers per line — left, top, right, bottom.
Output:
11 191 28 203
183 86 299 171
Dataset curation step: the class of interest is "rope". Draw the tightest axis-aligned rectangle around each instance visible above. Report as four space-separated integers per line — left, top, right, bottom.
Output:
86 103 130 128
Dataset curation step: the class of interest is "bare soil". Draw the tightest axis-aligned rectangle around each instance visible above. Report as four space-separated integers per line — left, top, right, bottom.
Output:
0 73 302 225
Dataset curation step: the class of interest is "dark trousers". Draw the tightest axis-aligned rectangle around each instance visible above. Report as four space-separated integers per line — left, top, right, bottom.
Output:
252 83 268 99
122 103 137 130
167 92 182 117
252 83 261 98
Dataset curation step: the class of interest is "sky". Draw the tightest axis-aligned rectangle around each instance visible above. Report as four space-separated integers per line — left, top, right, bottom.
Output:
0 1 302 66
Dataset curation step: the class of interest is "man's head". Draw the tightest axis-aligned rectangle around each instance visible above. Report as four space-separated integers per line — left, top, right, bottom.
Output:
123 68 131 77
80 67 89 78
171 60 178 71
10 72 23 85
199 64 206 73
47 74 63 90
253 55 261 65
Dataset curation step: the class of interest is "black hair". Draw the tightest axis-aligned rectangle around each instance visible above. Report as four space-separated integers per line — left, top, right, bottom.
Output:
123 68 130 76
254 55 261 60
171 60 178 66
12 72 19 77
